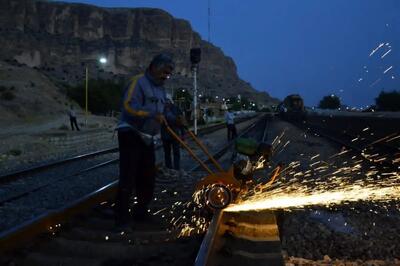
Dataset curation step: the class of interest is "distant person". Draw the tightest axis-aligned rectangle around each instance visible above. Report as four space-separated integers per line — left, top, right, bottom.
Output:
225 108 237 141
115 53 174 230
68 105 80 131
161 94 185 170
203 113 208 124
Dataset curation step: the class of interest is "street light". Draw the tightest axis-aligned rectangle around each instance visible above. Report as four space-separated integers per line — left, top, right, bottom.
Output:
85 57 107 125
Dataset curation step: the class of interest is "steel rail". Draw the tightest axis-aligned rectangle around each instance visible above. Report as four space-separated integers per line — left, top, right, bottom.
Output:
0 115 263 255
0 147 118 185
0 159 119 206
195 115 284 266
0 115 258 185
307 122 399 153
0 116 260 207
289 119 399 169
0 181 118 252
195 210 283 266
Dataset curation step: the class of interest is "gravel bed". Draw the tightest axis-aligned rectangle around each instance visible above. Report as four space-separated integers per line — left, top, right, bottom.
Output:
0 142 117 176
0 163 117 231
0 152 118 203
267 118 400 264
0 167 206 266
280 203 400 261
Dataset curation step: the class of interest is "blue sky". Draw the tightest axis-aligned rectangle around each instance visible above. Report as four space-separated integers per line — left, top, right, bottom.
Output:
60 0 400 107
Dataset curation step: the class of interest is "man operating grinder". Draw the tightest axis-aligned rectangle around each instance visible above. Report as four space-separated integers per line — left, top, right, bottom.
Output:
115 54 174 229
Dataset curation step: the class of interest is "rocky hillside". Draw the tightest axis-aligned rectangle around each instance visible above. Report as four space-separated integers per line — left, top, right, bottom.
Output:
0 60 71 124
0 0 278 123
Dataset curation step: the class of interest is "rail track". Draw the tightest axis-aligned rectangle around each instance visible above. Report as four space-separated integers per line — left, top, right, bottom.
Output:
0 116 260 233
194 115 284 266
286 115 400 170
306 121 399 164
195 210 282 266
1 114 285 266
0 116 259 214
0 115 255 185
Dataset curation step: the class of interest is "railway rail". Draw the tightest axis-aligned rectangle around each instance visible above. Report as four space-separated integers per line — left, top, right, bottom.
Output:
195 210 283 266
0 116 260 234
286 115 400 170
194 115 284 266
0 114 285 266
0 115 256 185
306 121 399 162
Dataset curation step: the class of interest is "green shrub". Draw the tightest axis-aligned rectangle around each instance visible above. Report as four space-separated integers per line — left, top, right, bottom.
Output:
375 90 400 111
66 79 123 115
318 95 341 109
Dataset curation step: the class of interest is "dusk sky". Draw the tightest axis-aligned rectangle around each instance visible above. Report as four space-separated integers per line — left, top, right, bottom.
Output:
60 0 400 108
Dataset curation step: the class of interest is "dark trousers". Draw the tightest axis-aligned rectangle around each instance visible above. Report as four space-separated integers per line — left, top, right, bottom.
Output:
115 130 156 225
70 117 80 131
227 124 237 141
162 138 180 170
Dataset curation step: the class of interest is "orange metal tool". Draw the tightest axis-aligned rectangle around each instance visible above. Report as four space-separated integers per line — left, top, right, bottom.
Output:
164 123 281 209
164 125 240 187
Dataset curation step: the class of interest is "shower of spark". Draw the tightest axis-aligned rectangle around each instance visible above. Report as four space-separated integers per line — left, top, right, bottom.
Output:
225 180 400 212
383 66 393 74
172 129 400 236
226 130 400 213
369 43 384 57
369 78 381 87
381 49 392 59
253 156 267 170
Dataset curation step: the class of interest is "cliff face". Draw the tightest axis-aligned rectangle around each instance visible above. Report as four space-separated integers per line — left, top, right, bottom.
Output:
0 0 277 104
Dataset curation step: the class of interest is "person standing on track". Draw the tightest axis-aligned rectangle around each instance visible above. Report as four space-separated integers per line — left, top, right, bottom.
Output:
115 53 174 229
68 105 80 131
225 108 237 141
160 94 185 170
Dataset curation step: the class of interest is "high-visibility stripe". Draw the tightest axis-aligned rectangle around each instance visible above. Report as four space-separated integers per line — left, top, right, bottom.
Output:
123 74 150 117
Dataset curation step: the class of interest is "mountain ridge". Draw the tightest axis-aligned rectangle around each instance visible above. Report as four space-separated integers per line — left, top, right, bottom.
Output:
0 0 278 123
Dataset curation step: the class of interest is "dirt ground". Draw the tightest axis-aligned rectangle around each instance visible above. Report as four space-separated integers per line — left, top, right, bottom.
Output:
0 113 118 174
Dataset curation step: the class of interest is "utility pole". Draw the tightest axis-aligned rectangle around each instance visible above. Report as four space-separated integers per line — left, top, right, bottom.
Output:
190 48 201 135
193 66 198 134
208 0 211 43
85 66 88 126
84 57 108 127
205 0 211 113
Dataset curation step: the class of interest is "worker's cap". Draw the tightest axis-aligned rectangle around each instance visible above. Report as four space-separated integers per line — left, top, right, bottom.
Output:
149 53 175 70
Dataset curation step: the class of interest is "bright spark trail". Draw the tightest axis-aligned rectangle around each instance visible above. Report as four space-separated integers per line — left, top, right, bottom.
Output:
369 78 381 87
383 66 393 74
381 49 392 59
225 130 400 213
225 181 400 212
176 130 400 236
369 43 384 57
